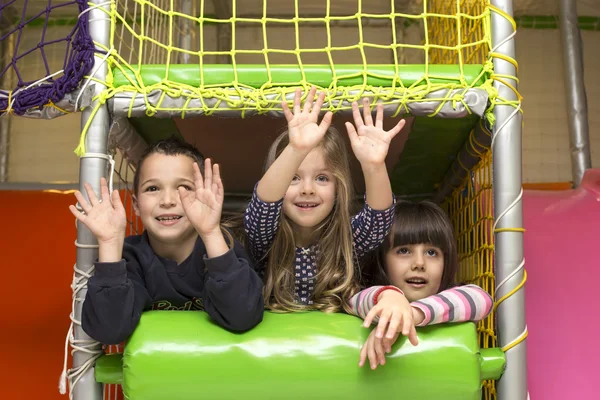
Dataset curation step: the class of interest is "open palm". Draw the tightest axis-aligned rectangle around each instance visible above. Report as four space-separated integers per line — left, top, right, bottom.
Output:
69 177 126 244
179 159 223 236
283 87 333 151
346 99 405 166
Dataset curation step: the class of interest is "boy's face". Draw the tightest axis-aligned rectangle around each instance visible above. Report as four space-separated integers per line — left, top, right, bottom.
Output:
133 153 198 246
385 243 444 302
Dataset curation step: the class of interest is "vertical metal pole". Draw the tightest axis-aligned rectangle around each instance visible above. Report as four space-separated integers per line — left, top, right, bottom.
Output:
179 0 193 64
559 0 591 186
72 0 111 399
0 31 15 182
490 1 527 400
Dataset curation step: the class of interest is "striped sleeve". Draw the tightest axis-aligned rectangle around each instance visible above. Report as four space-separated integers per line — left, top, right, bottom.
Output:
347 286 383 320
410 284 493 327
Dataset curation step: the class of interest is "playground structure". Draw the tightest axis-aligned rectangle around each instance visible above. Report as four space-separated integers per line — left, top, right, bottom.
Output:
1 0 570 399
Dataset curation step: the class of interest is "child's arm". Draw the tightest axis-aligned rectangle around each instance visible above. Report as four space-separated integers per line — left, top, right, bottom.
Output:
411 284 493 326
82 256 152 344
346 100 405 258
256 87 333 202
180 159 264 331
69 178 151 344
346 99 404 210
244 87 332 260
202 233 265 332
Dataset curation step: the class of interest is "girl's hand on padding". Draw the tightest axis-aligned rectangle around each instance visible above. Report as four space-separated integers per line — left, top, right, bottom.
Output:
345 99 405 167
69 177 126 245
359 328 395 370
282 86 333 152
179 159 224 238
362 289 419 347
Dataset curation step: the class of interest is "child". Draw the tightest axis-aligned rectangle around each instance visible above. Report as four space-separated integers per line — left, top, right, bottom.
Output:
349 200 493 369
70 138 264 344
244 87 406 312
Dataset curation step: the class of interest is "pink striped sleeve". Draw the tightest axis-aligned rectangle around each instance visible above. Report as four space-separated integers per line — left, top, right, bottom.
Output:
410 284 493 326
348 286 383 320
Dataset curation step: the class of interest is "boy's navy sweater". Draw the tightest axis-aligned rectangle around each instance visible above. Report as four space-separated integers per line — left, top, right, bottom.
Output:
82 231 264 344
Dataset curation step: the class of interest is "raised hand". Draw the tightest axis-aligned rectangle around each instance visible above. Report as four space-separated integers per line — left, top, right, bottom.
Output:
178 159 224 237
282 86 333 152
69 177 126 245
345 98 405 166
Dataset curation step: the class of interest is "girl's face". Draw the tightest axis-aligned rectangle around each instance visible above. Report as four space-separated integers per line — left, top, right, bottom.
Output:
282 147 336 240
385 243 444 302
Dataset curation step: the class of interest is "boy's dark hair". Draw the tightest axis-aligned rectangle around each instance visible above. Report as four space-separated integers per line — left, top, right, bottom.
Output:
360 199 459 292
133 137 204 195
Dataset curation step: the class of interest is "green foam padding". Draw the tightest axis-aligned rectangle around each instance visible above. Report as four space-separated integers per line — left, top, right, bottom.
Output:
95 311 503 400
95 353 123 385
391 114 479 196
112 64 486 89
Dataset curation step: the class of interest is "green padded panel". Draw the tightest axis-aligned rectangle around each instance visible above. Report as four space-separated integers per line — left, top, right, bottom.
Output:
391 114 479 197
112 64 486 88
104 311 503 400
128 117 183 146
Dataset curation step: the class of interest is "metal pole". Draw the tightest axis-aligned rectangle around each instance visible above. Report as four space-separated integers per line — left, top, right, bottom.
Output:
559 0 591 187
71 0 111 398
179 0 193 64
0 30 15 182
490 1 527 400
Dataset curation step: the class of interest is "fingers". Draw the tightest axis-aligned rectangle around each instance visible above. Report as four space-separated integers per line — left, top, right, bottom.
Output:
203 159 213 191
83 183 100 207
362 98 374 126
293 88 302 114
111 189 124 211
351 101 364 130
303 86 317 114
192 161 205 189
374 335 387 366
319 111 333 132
345 122 358 145
99 177 111 203
375 102 384 130
282 99 293 122
73 190 91 214
375 310 391 339
366 334 378 370
386 313 402 340
213 163 224 204
363 307 379 328
388 118 406 139
359 338 369 367
407 324 419 346
68 204 86 223
312 91 326 116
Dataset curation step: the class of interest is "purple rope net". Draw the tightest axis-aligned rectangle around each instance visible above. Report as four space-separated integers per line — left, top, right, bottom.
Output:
0 0 95 116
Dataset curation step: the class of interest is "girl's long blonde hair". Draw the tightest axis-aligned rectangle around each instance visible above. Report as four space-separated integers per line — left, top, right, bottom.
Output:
262 127 360 313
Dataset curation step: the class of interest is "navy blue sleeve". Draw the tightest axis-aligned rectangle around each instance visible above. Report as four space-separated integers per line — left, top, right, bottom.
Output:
202 237 265 332
81 258 152 344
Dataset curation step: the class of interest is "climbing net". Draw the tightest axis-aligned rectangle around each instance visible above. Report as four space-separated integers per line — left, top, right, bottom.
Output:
0 0 95 117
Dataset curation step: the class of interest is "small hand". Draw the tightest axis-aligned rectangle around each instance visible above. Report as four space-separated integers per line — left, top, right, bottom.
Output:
362 289 419 347
359 328 388 370
282 86 333 152
345 99 405 166
69 177 126 245
179 159 224 237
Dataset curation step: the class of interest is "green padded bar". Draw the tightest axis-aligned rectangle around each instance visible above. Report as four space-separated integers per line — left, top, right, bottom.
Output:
95 353 123 385
113 311 497 400
480 348 507 381
112 64 486 89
